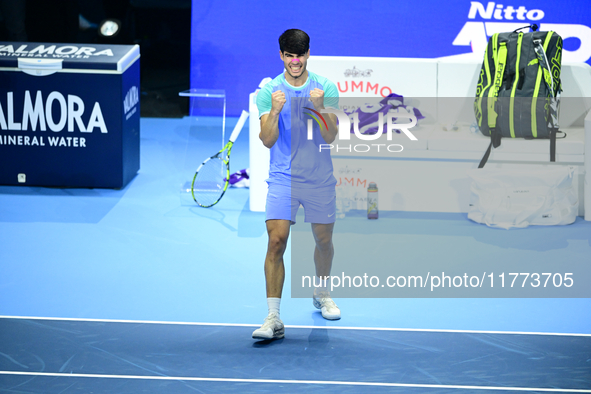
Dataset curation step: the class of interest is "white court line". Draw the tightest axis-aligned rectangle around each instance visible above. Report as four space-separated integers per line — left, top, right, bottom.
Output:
0 315 590 337
0 371 590 392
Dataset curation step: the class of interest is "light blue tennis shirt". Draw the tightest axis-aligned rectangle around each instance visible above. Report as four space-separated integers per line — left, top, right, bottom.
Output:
256 71 339 188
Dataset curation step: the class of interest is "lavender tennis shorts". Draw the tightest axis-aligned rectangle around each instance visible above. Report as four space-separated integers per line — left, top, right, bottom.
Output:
265 183 336 224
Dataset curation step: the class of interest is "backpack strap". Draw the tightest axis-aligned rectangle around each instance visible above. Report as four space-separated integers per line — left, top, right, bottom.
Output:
513 24 538 33
478 128 502 168
479 38 508 168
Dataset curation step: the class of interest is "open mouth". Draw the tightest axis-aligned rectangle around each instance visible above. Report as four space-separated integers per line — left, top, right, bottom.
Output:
290 63 302 73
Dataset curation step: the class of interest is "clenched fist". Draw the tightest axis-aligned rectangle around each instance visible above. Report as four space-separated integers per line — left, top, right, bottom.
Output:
309 88 325 111
271 90 286 115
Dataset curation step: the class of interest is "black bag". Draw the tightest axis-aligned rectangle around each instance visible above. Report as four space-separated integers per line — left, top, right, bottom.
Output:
474 25 563 168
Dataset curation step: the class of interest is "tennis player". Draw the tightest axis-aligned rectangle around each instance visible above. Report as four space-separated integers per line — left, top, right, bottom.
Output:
252 29 341 340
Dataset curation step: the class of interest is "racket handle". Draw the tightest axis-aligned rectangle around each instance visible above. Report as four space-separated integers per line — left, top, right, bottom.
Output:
229 110 249 143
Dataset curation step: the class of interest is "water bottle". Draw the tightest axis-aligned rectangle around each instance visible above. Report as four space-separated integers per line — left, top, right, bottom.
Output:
367 182 378 219
336 191 345 219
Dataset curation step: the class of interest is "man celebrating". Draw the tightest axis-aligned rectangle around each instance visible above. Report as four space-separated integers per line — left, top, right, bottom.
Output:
252 29 341 340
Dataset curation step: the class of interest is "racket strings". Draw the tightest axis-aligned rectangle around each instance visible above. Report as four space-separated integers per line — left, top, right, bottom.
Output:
193 157 227 207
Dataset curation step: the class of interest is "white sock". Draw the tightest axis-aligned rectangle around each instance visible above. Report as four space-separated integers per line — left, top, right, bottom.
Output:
267 297 281 316
314 276 329 296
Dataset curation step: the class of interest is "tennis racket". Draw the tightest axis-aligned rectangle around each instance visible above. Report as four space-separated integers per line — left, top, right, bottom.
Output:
191 110 249 207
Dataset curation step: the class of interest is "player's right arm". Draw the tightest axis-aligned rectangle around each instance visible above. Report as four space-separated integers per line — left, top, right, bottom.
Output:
259 90 286 149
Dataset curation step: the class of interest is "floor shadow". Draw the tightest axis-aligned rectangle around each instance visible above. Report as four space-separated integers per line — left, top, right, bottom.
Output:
252 338 285 348
238 197 266 238
0 185 128 224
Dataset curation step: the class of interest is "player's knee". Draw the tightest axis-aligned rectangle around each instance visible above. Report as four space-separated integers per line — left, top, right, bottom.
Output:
315 234 333 251
268 233 288 253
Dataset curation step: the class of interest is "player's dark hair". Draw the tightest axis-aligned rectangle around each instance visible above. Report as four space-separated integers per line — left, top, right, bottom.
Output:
279 29 310 55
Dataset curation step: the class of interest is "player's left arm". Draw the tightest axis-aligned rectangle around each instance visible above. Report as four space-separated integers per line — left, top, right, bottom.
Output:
310 85 338 144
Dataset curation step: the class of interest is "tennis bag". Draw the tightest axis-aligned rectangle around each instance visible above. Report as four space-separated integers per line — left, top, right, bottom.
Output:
474 26 563 168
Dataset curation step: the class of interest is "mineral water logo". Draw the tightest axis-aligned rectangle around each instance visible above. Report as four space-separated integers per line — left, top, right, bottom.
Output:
0 44 115 58
123 86 139 114
305 108 417 153
0 91 107 133
123 86 139 120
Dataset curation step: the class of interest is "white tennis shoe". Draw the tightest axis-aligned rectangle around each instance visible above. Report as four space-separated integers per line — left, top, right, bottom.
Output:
313 292 341 320
252 313 285 340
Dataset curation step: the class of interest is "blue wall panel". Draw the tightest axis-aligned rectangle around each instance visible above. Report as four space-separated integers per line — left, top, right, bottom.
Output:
191 0 591 116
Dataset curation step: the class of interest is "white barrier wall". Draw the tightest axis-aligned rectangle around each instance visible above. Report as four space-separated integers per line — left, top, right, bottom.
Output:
308 56 438 98
249 91 269 212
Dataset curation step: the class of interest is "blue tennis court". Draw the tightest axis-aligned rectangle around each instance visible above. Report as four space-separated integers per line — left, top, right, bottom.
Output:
1 116 590 393
1 316 590 393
